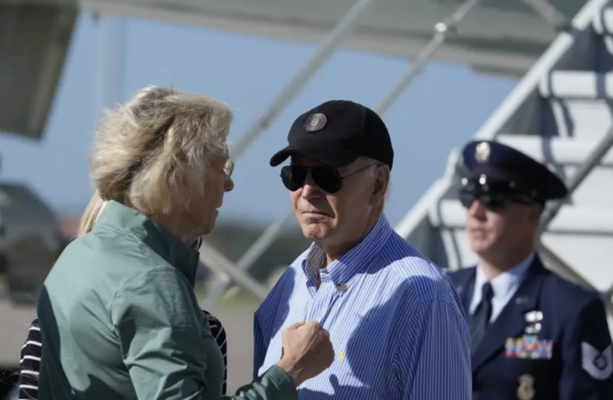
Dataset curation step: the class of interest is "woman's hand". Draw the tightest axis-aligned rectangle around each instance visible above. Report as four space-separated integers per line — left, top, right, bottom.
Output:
276 321 335 387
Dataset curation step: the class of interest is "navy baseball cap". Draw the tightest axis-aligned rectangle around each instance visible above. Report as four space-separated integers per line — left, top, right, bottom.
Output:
461 140 568 202
269 100 394 170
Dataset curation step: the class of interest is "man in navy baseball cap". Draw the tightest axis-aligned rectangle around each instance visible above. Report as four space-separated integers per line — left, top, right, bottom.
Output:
255 100 472 400
270 100 393 194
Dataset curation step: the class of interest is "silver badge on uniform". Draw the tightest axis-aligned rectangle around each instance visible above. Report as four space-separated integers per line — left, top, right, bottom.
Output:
524 310 543 334
524 311 543 323
475 142 491 163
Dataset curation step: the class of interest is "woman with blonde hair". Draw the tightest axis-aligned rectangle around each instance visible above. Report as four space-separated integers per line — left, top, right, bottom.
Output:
19 191 230 399
32 86 333 400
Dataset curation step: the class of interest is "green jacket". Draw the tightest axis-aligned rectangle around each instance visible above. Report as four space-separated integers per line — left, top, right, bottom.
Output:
37 200 296 400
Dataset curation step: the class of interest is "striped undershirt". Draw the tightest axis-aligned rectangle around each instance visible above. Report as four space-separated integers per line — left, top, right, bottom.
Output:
18 320 40 400
19 311 228 399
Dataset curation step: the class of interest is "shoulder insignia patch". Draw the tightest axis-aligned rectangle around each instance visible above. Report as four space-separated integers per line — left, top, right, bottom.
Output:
582 342 613 380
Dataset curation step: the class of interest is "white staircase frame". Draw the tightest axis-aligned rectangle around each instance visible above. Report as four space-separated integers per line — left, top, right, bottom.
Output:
395 0 613 314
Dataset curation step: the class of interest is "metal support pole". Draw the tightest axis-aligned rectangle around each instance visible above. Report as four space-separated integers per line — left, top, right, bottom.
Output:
376 0 482 115
231 0 375 160
198 241 269 302
202 210 295 308
96 15 125 115
518 0 569 31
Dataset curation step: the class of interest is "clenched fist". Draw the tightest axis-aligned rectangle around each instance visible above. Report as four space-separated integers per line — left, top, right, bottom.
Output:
276 321 335 387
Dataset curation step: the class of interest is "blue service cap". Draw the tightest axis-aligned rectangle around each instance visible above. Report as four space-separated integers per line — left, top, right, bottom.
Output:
461 140 568 202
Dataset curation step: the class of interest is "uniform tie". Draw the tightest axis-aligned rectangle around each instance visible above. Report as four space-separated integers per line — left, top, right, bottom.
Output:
470 282 494 353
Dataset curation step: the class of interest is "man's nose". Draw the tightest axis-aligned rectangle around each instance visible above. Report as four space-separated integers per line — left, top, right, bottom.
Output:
468 199 486 218
301 173 321 198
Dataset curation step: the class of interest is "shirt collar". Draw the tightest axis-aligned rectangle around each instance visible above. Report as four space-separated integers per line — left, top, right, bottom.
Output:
474 252 535 299
302 213 393 287
94 200 200 286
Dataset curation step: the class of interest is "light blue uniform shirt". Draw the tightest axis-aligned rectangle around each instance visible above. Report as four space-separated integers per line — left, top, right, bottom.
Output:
469 252 535 323
253 215 471 400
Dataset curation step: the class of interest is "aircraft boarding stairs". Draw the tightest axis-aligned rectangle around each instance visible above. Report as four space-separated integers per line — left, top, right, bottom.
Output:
395 0 613 331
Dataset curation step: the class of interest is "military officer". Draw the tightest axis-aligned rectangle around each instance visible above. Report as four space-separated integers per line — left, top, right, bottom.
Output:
448 140 613 400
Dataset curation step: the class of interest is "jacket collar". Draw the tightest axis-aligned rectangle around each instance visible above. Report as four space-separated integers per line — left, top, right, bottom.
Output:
94 200 200 286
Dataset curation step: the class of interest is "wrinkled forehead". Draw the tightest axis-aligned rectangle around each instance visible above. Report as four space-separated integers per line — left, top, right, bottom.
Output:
290 154 325 168
290 154 353 170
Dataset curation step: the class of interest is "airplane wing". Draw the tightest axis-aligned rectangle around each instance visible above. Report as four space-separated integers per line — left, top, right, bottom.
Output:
0 0 584 140
80 0 584 75
0 1 77 140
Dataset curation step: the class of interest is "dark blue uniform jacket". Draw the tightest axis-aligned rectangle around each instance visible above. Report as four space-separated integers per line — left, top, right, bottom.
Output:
448 256 613 400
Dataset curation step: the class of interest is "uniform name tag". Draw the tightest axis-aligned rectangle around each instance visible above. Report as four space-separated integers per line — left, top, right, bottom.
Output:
505 335 553 360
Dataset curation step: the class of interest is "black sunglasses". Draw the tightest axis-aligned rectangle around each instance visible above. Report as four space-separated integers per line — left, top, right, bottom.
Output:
280 164 379 194
459 189 537 212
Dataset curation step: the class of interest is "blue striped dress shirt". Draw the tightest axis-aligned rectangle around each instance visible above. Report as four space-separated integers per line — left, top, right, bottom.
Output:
253 214 471 400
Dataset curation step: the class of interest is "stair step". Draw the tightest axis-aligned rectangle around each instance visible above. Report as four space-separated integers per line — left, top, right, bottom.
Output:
593 7 613 36
543 98 613 139
495 135 613 165
433 201 613 235
542 234 613 293
557 166 613 206
539 71 613 99
535 71 613 137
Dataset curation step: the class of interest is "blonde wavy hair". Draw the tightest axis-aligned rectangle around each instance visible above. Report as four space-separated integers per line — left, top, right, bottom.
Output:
89 85 233 216
76 191 107 237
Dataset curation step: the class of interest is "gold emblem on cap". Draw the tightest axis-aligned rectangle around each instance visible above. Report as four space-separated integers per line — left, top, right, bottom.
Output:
475 142 491 163
304 113 328 133
516 374 535 400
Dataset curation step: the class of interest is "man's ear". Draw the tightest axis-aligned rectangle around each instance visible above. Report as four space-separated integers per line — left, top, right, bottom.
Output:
370 166 390 206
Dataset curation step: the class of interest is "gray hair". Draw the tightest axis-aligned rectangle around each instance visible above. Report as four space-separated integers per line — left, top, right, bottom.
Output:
357 156 390 212
358 156 381 181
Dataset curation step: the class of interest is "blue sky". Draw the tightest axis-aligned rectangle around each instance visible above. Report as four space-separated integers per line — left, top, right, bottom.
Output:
0 12 517 227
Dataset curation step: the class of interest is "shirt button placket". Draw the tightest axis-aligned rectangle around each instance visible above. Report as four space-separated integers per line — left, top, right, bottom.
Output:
304 269 335 323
